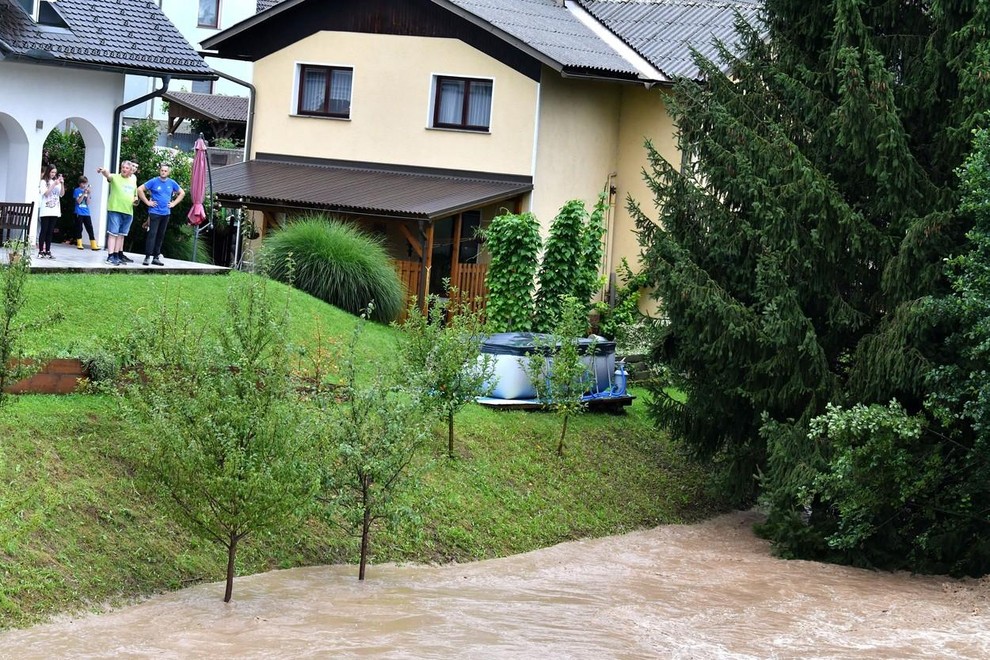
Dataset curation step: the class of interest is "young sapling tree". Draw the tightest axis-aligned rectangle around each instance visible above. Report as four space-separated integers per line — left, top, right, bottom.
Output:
400 288 494 458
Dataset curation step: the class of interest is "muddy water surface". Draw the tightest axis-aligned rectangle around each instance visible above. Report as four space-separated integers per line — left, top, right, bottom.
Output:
2 511 987 659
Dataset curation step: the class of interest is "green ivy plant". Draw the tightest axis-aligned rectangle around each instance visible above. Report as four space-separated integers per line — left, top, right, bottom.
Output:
483 211 541 332
533 195 607 331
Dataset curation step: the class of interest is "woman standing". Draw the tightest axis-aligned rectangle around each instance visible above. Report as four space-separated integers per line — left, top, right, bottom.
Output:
38 163 64 259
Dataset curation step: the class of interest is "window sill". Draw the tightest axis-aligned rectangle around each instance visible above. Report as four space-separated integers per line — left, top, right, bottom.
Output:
426 126 491 135
292 114 352 122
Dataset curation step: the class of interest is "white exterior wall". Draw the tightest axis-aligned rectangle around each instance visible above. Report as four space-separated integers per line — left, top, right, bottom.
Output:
124 0 255 120
0 61 123 246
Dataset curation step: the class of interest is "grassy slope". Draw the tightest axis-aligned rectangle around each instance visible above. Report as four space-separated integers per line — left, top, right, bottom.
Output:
1 273 722 629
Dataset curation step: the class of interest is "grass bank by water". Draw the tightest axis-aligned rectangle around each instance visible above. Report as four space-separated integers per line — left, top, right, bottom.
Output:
0 272 725 629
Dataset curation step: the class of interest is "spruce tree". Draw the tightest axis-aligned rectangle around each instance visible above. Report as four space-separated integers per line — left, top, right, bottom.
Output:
633 0 988 565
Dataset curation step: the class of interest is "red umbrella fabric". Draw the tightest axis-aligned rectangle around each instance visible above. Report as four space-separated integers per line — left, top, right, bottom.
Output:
187 138 208 226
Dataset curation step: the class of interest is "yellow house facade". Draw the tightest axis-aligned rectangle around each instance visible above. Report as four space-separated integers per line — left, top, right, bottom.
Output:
203 0 752 309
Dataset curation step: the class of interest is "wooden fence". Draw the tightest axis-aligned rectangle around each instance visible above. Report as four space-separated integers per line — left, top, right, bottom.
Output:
392 260 489 322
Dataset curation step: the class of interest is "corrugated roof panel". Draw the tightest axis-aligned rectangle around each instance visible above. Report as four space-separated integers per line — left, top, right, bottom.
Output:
447 0 640 75
212 159 533 220
578 0 759 80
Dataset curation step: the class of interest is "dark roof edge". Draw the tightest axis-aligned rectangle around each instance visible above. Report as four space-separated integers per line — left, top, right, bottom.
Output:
0 53 216 79
254 153 534 185
201 0 308 52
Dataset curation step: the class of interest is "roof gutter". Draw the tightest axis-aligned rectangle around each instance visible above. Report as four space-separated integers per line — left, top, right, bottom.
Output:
111 75 171 167
200 61 256 161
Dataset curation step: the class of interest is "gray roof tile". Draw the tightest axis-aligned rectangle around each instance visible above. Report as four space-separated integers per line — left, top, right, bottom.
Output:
577 0 759 79
447 0 639 75
0 0 213 77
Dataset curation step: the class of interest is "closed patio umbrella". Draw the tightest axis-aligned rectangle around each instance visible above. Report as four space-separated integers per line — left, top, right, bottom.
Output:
187 136 209 261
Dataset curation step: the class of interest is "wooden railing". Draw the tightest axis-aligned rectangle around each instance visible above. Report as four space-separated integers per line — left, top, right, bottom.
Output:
392 259 489 322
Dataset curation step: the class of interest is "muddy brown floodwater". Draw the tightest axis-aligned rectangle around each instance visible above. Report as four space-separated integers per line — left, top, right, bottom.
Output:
2 511 988 659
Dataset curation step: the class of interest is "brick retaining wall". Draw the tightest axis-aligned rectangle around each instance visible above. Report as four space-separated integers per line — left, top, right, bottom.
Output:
3 359 87 395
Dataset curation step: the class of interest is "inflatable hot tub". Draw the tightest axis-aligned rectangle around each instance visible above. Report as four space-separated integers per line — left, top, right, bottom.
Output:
480 332 617 400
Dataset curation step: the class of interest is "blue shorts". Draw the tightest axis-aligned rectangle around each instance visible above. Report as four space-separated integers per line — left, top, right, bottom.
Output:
107 211 134 236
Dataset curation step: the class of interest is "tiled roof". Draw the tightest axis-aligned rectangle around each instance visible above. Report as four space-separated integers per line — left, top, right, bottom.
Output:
444 0 639 76
0 0 213 78
162 92 248 123
577 0 759 79
212 156 533 220
255 0 282 11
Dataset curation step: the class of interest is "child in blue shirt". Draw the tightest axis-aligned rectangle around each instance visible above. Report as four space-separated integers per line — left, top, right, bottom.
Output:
73 176 98 250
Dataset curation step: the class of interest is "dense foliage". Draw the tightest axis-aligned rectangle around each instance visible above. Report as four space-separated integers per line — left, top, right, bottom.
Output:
533 196 606 331
633 0 989 573
261 215 404 323
483 211 541 332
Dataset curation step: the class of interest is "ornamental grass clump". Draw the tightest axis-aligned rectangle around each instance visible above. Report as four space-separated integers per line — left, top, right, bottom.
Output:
261 215 404 323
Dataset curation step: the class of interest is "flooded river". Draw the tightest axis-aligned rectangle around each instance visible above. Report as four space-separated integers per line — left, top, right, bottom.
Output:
2 511 987 658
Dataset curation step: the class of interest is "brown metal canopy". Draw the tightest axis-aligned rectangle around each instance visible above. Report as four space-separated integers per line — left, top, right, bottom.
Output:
210 156 533 220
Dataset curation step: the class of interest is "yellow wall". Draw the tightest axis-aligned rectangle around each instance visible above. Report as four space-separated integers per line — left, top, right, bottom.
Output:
252 32 538 175
531 73 676 310
531 70 621 239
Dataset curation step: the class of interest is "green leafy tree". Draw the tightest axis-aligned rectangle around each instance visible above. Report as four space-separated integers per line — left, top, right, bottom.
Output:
318 316 429 580
633 0 989 566
526 296 593 457
399 288 494 458
123 275 318 602
483 211 541 332
533 195 606 331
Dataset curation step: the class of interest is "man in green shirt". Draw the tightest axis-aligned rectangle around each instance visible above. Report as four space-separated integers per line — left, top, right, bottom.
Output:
96 160 138 266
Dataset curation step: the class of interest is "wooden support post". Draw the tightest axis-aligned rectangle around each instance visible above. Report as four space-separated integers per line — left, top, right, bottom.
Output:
450 213 463 295
399 222 423 258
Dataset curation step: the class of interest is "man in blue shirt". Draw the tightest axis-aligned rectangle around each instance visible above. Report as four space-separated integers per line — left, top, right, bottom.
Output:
137 164 185 266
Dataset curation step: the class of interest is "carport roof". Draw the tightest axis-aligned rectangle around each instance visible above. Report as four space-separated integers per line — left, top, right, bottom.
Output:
212 156 533 221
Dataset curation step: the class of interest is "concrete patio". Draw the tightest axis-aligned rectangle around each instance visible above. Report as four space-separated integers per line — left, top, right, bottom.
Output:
20 242 229 275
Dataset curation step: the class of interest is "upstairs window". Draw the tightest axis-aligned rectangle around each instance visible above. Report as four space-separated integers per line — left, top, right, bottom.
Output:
432 76 492 132
191 79 214 94
297 65 353 118
199 0 219 28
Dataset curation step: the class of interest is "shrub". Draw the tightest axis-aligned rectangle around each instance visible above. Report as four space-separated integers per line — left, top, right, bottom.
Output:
261 215 404 323
483 211 541 332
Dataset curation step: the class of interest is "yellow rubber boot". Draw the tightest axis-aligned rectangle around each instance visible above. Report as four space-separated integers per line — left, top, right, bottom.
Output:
76 239 84 250
90 240 99 251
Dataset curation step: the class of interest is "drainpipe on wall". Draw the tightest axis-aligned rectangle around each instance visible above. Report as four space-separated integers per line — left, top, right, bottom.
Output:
206 66 256 161
110 75 171 167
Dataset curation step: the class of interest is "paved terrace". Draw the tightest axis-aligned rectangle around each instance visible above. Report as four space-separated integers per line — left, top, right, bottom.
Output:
20 243 229 275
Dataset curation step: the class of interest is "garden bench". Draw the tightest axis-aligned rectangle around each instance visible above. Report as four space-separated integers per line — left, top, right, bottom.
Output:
0 201 34 244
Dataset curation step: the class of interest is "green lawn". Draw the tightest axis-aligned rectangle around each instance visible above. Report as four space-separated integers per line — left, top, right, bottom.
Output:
0 272 724 629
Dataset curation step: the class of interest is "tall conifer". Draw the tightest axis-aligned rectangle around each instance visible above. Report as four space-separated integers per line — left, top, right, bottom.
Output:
633 0 989 562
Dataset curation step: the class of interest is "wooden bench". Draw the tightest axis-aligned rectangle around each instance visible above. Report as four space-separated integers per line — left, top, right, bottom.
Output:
0 201 34 244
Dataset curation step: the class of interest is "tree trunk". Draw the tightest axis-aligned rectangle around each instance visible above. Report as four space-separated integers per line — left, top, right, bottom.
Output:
448 411 455 458
557 413 569 457
224 533 239 602
359 503 372 581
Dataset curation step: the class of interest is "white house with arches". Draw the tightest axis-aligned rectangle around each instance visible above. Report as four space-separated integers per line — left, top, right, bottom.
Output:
0 0 213 246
